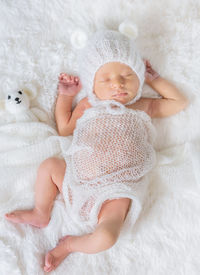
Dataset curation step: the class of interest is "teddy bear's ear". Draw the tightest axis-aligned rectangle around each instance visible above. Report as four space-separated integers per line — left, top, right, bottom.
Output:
22 84 37 100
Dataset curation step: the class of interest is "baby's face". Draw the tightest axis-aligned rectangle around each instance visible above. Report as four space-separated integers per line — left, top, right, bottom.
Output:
93 62 140 105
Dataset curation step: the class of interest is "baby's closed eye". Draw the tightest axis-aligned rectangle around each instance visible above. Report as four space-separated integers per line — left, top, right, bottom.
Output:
122 73 133 77
99 75 132 82
99 78 110 83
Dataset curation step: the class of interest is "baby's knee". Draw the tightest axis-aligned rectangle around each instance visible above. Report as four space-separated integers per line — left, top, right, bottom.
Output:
39 157 65 173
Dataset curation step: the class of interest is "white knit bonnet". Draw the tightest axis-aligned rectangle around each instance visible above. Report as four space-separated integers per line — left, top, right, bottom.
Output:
71 21 145 107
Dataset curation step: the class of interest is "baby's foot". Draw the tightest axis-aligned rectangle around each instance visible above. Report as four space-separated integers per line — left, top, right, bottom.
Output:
44 235 73 273
5 208 50 228
57 73 82 96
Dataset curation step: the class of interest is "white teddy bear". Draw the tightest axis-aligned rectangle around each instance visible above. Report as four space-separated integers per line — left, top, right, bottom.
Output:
0 88 49 124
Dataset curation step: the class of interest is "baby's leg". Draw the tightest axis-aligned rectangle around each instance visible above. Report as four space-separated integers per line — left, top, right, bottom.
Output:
5 157 66 228
44 198 131 272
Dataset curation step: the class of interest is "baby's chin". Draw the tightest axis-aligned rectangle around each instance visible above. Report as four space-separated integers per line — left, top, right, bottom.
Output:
96 93 136 105
111 95 135 105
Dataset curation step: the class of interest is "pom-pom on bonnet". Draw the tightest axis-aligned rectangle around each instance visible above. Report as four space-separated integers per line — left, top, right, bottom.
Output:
71 21 145 107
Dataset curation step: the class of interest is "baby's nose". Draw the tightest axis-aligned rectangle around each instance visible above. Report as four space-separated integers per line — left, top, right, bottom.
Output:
110 77 124 88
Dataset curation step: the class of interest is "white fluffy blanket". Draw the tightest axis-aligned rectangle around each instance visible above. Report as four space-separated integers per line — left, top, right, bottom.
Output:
0 0 200 274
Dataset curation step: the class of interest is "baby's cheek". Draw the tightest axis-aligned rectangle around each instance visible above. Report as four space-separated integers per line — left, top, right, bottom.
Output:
94 86 107 99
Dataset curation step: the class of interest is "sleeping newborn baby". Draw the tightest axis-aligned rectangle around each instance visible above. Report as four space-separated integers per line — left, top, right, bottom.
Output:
5 30 189 272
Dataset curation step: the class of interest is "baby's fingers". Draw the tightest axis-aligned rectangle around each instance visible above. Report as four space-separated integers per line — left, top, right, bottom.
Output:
75 77 82 89
63 74 71 82
58 73 67 81
143 59 152 68
143 58 148 65
74 76 81 84
59 74 71 83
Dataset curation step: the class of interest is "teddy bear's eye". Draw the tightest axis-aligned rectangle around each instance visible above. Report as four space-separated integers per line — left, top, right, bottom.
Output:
8 95 11 100
18 91 22 95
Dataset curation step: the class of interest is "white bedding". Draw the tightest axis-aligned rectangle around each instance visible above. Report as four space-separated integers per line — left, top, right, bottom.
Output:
0 0 200 274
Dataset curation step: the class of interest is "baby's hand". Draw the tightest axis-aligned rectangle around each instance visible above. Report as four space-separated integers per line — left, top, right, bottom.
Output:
57 73 82 96
143 59 160 85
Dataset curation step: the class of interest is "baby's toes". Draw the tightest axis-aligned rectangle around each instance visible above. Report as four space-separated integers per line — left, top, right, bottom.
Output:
5 212 16 218
44 253 54 272
5 212 20 222
5 213 12 219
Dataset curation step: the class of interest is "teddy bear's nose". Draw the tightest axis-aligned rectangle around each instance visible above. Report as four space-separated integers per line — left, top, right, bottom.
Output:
15 97 20 101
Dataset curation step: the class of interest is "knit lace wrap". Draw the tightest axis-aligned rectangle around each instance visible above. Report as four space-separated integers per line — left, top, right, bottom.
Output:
62 101 156 232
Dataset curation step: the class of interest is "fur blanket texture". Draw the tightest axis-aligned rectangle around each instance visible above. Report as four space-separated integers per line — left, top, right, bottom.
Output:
0 0 200 274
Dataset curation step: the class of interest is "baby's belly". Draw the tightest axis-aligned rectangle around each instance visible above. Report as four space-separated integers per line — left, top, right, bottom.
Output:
72 141 152 182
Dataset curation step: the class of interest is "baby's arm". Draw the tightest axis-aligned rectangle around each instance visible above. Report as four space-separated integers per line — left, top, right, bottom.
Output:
58 96 91 136
129 60 189 118
55 73 81 136
55 73 91 136
148 74 189 118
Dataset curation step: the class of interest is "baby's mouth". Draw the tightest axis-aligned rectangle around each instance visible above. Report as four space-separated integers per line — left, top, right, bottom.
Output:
112 89 128 97
113 92 128 97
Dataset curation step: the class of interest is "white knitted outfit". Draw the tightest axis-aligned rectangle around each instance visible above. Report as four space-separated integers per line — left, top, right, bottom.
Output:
62 30 157 233
62 101 157 232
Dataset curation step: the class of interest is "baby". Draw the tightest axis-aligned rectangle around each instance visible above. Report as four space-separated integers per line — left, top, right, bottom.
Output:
5 30 189 273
